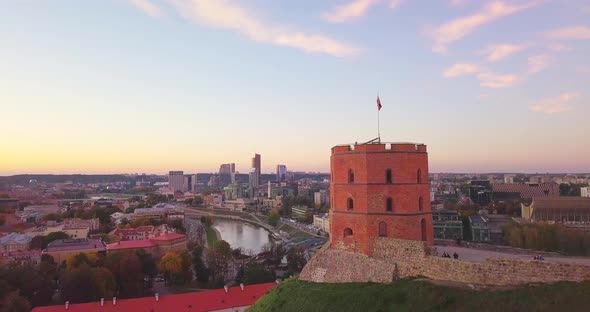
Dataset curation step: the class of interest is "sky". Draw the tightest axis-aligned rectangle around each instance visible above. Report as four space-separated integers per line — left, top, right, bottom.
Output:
1 0 589 175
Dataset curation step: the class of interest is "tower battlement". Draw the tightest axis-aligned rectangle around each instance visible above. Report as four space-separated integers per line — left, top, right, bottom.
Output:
332 142 427 154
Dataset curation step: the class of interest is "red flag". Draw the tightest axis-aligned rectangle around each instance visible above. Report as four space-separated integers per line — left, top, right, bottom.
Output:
377 96 382 111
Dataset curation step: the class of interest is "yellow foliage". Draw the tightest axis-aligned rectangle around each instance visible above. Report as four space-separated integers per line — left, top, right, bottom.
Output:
158 252 183 274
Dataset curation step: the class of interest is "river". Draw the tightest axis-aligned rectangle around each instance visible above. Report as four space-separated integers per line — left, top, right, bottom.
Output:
212 219 273 253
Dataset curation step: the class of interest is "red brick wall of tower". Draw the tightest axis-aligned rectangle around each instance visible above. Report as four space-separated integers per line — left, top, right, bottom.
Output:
329 143 434 256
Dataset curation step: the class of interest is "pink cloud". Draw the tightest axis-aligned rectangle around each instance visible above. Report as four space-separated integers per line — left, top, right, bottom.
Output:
170 0 359 57
531 93 579 114
547 26 590 40
128 0 162 18
322 0 400 23
485 44 527 62
430 1 537 53
476 72 519 88
528 55 551 73
443 63 480 77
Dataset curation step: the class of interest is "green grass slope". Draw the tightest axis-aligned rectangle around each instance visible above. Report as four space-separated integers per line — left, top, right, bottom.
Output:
249 278 590 312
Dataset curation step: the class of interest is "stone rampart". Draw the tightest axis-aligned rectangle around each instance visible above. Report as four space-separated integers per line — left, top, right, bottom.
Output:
300 238 590 286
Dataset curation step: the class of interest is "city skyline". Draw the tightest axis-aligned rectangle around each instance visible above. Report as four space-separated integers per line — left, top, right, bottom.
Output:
1 0 589 175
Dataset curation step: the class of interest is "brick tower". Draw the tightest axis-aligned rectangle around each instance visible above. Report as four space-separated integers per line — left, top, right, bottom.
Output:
329 142 434 256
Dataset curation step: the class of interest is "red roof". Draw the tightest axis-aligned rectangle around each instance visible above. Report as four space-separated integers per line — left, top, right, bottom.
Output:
32 282 276 312
150 232 185 241
106 240 155 251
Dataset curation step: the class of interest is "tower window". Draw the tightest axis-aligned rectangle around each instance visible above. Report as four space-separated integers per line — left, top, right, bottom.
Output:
378 222 387 237
417 169 422 184
419 196 423 211
386 197 393 212
348 169 355 183
386 169 392 184
347 197 354 210
344 228 353 237
421 219 427 241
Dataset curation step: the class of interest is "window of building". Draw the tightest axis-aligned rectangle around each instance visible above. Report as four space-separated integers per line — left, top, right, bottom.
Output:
386 169 392 184
418 196 423 211
378 222 387 237
344 228 353 237
417 169 422 184
421 219 427 241
347 197 354 211
386 197 393 212
348 169 354 183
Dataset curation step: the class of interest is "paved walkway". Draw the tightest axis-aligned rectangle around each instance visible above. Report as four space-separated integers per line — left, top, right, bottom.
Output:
435 245 590 266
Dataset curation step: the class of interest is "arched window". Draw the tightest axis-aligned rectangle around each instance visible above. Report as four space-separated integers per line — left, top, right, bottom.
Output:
344 228 353 237
378 222 387 237
421 219 427 241
386 169 392 184
348 169 354 183
347 197 354 211
386 197 393 212
418 196 423 211
417 169 422 184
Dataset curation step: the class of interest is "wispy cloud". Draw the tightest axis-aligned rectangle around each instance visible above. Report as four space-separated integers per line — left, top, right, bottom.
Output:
528 55 551 73
129 0 162 18
449 0 468 7
531 93 578 114
443 63 518 88
443 63 480 77
430 1 537 53
170 0 359 57
547 25 590 40
476 72 519 88
485 44 527 62
322 0 400 23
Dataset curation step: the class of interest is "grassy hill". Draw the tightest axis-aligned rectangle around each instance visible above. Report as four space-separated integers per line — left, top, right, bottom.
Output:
249 278 590 312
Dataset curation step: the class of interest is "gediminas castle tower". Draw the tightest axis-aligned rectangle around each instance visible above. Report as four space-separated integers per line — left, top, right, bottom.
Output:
330 141 434 256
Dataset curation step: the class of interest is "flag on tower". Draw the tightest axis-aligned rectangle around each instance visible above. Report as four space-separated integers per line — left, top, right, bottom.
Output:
377 96 382 111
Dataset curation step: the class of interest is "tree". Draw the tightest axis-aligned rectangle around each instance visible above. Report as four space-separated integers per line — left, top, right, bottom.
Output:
207 240 232 283
0 263 54 307
136 249 157 278
192 196 204 206
1 291 31 312
168 219 186 234
61 265 116 304
158 252 183 283
104 252 144 298
286 247 306 273
31 231 71 250
303 211 314 224
268 209 280 226
242 263 275 285
43 213 63 222
192 245 210 283
200 216 213 228
66 252 98 270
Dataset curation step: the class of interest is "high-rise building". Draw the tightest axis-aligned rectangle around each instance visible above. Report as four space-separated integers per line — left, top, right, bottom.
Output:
276 165 287 182
168 171 184 193
330 142 433 256
251 154 261 187
249 168 259 188
183 175 192 192
219 163 236 187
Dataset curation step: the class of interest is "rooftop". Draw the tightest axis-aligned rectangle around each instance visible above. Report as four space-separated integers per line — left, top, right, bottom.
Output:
45 239 106 252
32 282 276 312
529 197 590 210
106 240 155 251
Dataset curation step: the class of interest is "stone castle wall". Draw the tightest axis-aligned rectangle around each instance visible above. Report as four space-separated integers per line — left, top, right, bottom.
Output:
300 238 590 286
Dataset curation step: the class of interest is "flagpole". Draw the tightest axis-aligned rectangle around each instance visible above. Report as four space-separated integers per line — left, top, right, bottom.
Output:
377 105 381 143
377 93 381 143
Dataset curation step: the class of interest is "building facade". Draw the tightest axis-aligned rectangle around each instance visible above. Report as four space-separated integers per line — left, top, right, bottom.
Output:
276 165 287 182
581 186 590 198
168 171 184 193
330 142 434 256
251 154 261 187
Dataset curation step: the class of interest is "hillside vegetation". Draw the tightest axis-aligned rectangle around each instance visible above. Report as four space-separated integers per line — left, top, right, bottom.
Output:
249 278 590 312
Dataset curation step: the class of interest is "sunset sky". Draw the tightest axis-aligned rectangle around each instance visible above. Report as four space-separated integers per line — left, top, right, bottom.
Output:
1 0 589 175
